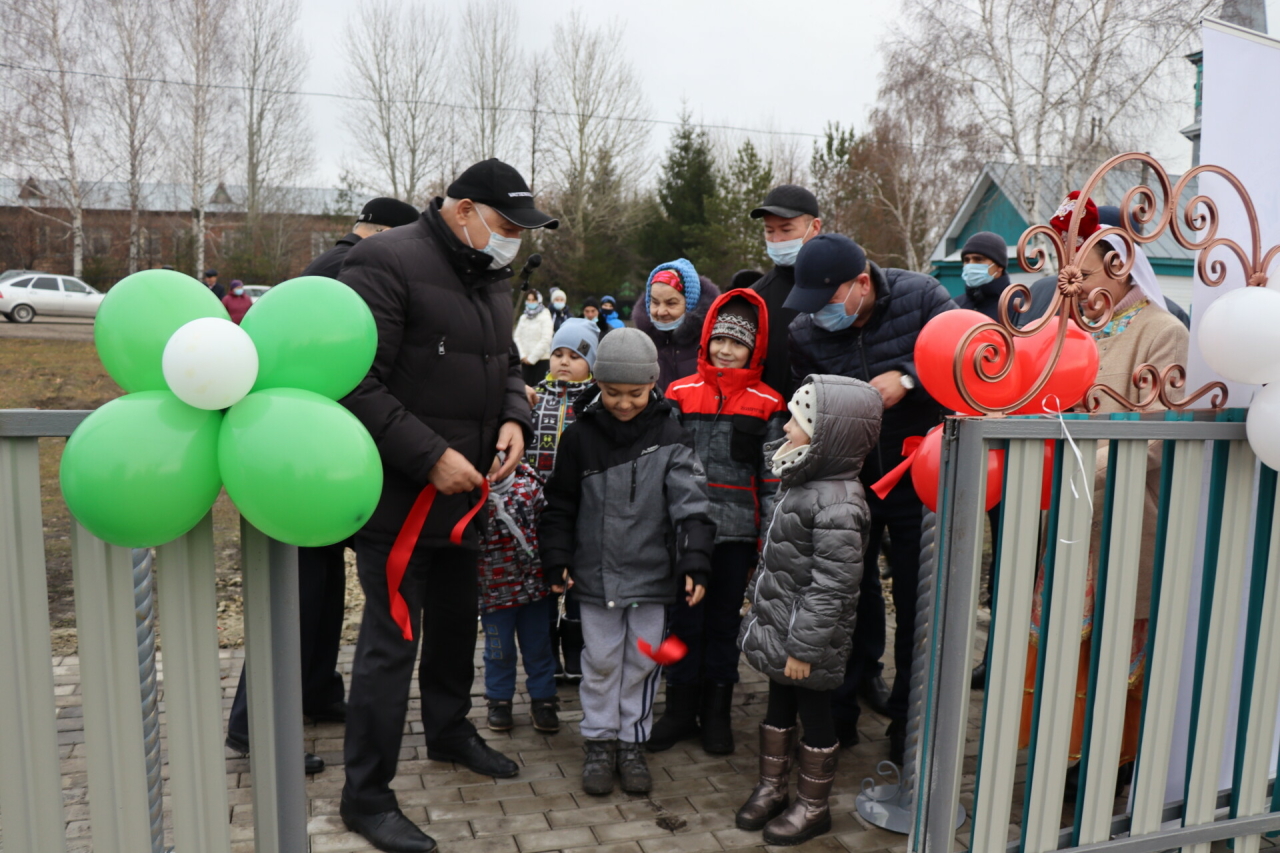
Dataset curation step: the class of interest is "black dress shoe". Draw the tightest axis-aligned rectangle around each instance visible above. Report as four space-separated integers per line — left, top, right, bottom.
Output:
225 731 325 774
860 674 892 717
307 700 348 723
340 802 437 853
426 733 519 779
970 662 987 690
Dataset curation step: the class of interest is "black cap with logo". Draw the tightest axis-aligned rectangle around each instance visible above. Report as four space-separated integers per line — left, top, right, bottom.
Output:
750 184 820 220
357 197 422 229
447 158 559 230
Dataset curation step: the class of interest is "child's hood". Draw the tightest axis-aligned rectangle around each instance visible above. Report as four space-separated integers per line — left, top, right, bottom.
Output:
697 287 770 388
778 375 883 487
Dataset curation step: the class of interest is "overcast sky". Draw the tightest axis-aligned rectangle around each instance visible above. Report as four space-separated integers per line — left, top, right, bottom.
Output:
292 0 1280 189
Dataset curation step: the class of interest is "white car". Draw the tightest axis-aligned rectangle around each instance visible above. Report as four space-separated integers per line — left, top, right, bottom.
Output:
243 284 271 302
0 273 104 323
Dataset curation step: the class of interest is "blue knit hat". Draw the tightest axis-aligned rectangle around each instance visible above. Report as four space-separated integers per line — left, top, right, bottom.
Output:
646 259 701 314
550 318 601 370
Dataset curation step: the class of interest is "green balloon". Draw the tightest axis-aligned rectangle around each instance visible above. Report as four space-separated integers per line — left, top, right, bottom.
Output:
240 276 377 400
60 391 223 548
219 388 383 547
95 270 230 392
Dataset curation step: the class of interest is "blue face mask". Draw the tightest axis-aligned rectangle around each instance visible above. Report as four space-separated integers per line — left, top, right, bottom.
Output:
812 293 865 332
766 238 803 267
653 315 685 332
962 263 994 290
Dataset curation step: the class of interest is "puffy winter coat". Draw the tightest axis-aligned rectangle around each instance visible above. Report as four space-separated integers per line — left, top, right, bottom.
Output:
789 261 955 488
739 375 882 690
954 272 1018 323
304 232 362 279
538 388 716 608
633 271 722 393
339 199 532 546
524 376 593 478
1014 275 1192 330
513 305 554 364
478 463 548 613
751 264 800 400
666 288 787 543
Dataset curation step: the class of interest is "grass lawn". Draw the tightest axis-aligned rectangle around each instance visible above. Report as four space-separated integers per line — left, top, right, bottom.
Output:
3 338 364 654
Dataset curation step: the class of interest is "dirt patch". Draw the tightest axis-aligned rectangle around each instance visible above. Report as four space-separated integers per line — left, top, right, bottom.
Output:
3 338 366 655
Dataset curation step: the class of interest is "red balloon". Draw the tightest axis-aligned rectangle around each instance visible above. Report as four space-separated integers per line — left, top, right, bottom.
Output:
910 426 1003 513
916 310 1028 414
1012 318 1100 414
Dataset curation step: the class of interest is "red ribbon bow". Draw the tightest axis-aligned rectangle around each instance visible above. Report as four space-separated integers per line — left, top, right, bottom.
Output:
386 480 490 641
870 435 926 501
637 635 688 665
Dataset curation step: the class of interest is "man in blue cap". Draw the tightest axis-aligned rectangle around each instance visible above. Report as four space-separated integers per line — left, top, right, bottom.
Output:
785 234 956 765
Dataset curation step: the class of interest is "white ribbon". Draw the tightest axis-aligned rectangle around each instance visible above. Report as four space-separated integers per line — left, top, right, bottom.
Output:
1040 395 1093 544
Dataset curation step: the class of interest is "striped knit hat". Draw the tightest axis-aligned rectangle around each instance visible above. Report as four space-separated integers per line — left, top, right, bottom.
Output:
709 295 757 351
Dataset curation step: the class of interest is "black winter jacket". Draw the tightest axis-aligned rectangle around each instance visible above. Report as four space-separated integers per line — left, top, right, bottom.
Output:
751 265 800 400
632 277 722 393
304 232 361 279
538 388 716 608
954 273 1017 323
339 200 532 547
789 262 956 487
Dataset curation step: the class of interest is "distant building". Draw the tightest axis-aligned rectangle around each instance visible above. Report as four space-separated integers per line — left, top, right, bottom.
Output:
0 178 374 287
929 162 1196 309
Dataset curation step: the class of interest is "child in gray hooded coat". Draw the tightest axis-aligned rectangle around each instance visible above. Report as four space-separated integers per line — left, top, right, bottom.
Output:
736 374 882 846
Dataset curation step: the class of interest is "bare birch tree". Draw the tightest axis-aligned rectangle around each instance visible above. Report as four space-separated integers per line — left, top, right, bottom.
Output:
239 0 313 222
97 0 165 274
894 0 1217 223
524 52 550 193
5 0 97 276
460 0 521 162
342 0 450 204
168 0 236 276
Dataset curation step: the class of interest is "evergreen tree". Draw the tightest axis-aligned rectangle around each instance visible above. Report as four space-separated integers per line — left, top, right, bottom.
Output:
694 139 774 285
639 111 717 268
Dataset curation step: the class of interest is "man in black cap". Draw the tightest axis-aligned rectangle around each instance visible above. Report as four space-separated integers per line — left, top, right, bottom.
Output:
305 197 424 280
749 184 823 400
203 268 224 299
785 234 956 765
221 193 428 776
337 159 556 853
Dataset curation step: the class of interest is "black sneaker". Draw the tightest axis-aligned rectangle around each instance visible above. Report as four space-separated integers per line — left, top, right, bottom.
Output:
531 698 560 733
617 741 652 793
486 699 514 732
582 739 617 795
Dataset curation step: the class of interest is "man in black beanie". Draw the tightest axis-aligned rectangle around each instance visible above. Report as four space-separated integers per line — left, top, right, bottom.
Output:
954 231 1017 323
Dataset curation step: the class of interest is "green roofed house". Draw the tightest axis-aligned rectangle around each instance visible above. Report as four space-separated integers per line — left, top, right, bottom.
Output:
930 162 1196 311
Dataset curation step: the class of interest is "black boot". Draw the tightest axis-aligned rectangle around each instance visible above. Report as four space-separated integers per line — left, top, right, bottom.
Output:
700 681 735 755
486 698 513 732
560 618 583 682
887 719 906 767
970 661 987 691
648 682 701 752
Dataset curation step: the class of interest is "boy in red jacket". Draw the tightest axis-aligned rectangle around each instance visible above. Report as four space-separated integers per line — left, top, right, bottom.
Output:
652 289 787 754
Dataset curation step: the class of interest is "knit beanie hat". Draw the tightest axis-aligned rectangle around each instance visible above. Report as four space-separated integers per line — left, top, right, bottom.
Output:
551 318 601 370
593 328 659 385
787 383 817 437
960 232 1007 269
709 295 758 351
646 259 702 314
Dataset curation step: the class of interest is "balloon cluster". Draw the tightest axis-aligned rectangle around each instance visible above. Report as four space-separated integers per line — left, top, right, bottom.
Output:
61 270 383 548
1198 287 1280 470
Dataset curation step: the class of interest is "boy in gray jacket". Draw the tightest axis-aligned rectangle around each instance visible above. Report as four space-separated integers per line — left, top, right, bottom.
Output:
736 375 882 846
539 329 717 797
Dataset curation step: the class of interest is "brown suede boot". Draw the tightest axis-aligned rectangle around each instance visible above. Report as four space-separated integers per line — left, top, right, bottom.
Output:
735 724 796 831
762 741 838 846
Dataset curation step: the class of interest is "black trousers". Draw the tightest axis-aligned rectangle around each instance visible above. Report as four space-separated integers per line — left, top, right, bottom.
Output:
833 479 923 726
521 361 549 386
343 536 480 813
664 540 756 686
764 680 836 748
227 542 348 740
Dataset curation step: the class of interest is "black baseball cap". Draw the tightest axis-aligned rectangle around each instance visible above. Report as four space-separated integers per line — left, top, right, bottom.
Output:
783 234 868 314
750 184 820 219
447 158 559 230
357 197 421 228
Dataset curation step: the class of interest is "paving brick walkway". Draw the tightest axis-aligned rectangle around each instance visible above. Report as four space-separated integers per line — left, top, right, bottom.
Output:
50 620 946 853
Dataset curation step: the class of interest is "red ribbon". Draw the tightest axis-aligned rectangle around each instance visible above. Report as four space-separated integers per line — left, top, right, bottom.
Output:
386 479 490 641
870 436 925 501
638 635 688 665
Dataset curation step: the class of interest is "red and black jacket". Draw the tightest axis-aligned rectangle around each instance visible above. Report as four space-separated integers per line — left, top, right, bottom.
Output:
666 288 787 544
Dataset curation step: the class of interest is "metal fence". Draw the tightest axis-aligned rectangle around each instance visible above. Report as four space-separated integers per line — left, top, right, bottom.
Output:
0 408 310 853
912 412 1280 852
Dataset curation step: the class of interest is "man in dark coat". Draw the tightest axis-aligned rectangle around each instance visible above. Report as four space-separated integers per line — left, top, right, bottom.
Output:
954 231 1017 323
222 195 425 776
203 268 225 300
337 159 555 853
749 185 823 400
305 197 423 279
786 234 956 765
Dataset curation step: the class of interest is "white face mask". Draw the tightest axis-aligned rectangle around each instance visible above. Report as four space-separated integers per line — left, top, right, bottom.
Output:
464 205 522 270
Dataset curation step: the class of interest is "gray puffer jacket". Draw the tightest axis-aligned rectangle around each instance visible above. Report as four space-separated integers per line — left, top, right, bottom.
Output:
738 375 882 690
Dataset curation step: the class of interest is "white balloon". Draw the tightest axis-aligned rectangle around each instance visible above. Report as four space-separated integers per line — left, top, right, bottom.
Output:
1248 382 1280 471
162 317 259 410
1197 287 1280 385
